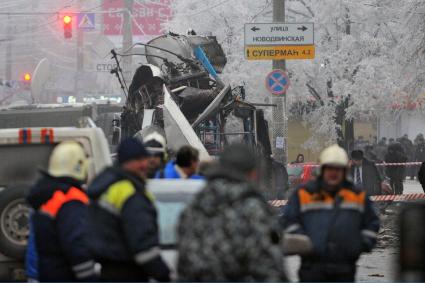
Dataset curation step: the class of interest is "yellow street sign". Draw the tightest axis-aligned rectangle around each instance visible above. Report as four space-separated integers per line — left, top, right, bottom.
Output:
245 45 315 60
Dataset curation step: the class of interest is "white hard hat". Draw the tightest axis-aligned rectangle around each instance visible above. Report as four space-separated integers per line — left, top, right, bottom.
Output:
143 132 167 153
48 141 89 181
319 144 349 168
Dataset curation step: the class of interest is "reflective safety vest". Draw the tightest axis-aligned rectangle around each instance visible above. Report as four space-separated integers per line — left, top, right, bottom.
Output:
87 167 165 272
27 175 96 281
281 180 380 263
40 187 89 217
97 179 155 215
298 187 366 213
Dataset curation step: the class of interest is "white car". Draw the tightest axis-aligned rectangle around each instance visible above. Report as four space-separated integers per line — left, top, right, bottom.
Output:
147 179 205 275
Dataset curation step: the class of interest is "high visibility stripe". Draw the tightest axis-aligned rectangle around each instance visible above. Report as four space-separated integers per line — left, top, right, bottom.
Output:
134 247 161 265
340 202 364 212
40 187 89 218
144 189 156 202
300 202 334 212
41 191 66 218
284 224 301 233
362 229 378 239
299 188 334 212
338 189 366 205
73 260 95 272
298 189 334 206
40 128 54 144
97 199 120 216
100 180 136 212
298 187 366 212
73 260 96 279
19 128 32 144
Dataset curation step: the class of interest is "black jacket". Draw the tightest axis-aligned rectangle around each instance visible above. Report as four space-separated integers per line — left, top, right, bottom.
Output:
350 158 382 195
385 143 407 179
27 173 95 281
271 159 289 199
415 143 425 162
418 162 425 193
87 166 170 282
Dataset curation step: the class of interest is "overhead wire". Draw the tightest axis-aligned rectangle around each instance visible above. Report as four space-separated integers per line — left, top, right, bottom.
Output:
176 0 232 17
0 0 31 10
3 0 108 65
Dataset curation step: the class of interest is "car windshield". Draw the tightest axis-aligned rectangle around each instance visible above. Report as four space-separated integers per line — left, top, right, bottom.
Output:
288 166 303 177
0 144 56 185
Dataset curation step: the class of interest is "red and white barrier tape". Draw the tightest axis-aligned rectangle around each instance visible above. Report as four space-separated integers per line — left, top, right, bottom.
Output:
269 193 425 207
370 193 425 202
375 162 423 167
288 162 423 168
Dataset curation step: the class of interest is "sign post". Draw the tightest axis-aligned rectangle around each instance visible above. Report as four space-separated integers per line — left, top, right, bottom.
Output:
244 3 315 164
266 69 289 159
271 0 287 165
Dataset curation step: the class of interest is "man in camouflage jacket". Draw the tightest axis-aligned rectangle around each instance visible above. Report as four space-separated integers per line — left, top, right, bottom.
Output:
177 144 287 282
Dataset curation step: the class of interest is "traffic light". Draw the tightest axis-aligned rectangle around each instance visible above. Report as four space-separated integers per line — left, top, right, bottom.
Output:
22 73 31 89
63 15 72 38
23 73 31 82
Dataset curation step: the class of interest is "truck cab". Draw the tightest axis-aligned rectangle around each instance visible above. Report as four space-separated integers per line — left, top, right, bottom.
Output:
0 127 112 280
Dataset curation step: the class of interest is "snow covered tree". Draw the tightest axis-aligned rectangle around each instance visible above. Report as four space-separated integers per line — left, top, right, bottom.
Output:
286 0 402 149
397 0 425 99
165 0 420 151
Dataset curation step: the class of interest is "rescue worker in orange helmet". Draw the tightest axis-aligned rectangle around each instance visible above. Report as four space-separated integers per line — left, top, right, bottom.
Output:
281 145 380 282
27 141 98 281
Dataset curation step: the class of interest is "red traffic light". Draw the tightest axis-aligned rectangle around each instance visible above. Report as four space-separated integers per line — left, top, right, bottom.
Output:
63 15 72 39
24 73 31 81
63 15 72 24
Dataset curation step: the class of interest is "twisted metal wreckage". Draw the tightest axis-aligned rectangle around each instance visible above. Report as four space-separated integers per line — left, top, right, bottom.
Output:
111 32 273 161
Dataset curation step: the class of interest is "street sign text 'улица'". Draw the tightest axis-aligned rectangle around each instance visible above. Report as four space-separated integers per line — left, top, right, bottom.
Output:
245 23 314 46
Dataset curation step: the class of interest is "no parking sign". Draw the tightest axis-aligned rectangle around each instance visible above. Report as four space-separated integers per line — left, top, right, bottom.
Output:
265 69 290 95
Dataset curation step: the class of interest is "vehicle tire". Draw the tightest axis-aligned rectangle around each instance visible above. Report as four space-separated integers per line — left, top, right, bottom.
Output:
0 185 31 260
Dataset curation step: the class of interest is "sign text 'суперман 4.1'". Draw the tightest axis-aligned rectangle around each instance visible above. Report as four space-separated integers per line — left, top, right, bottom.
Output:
245 45 315 60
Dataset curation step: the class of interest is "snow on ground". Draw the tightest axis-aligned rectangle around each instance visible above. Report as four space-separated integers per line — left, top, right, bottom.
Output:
285 181 423 282
403 180 423 194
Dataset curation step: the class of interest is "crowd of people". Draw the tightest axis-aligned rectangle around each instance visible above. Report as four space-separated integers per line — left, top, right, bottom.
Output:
354 134 425 167
23 134 381 282
353 134 425 194
293 134 425 196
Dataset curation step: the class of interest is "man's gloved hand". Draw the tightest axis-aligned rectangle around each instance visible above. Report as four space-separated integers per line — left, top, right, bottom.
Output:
283 234 314 255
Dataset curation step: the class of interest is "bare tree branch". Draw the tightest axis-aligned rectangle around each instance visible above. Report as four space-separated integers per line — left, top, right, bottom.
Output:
287 8 311 19
298 0 315 17
306 83 324 106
